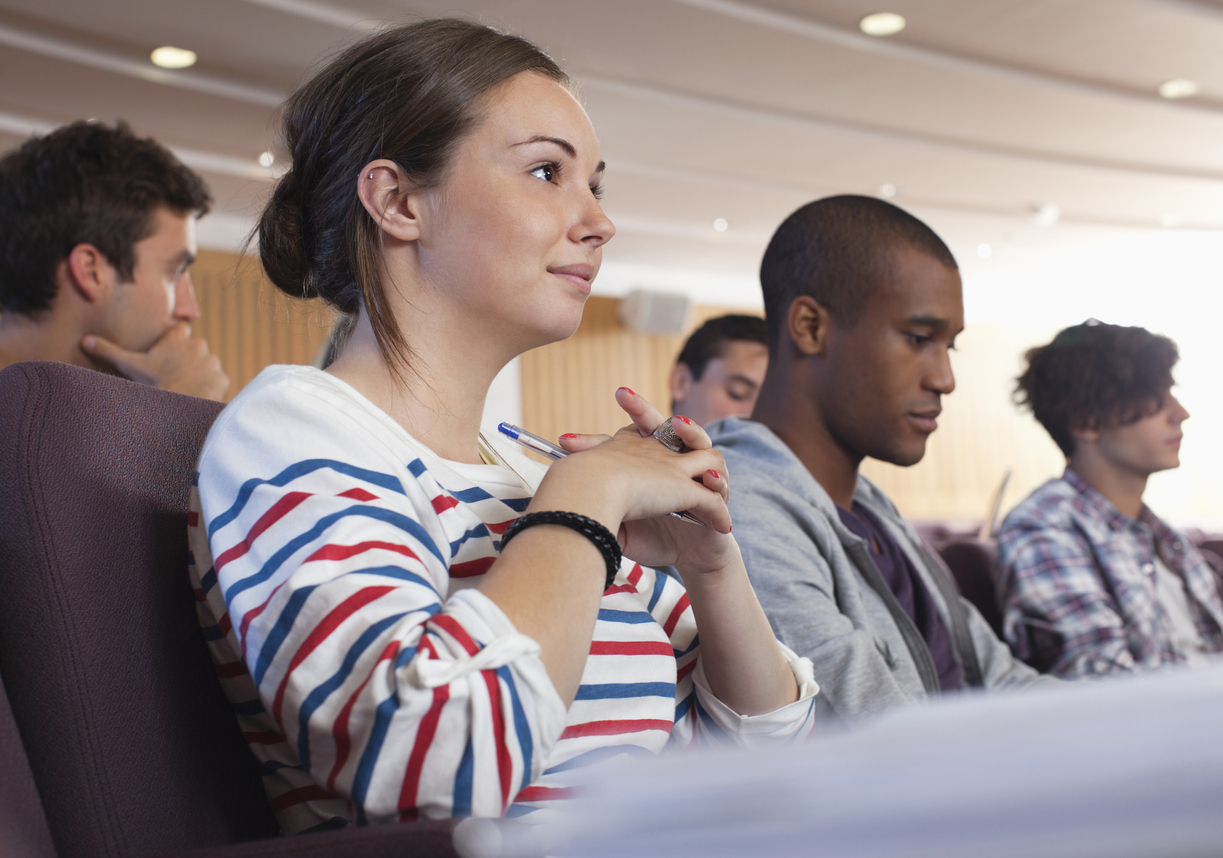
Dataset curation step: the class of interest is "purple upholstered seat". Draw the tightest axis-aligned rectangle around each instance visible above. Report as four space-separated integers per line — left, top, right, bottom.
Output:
937 539 1006 640
0 668 56 858
0 362 456 858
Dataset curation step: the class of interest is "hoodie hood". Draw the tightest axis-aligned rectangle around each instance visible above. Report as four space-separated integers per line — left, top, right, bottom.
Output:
709 416 899 534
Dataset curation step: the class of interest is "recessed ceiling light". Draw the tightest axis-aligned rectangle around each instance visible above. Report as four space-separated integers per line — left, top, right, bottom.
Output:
877 183 897 199
713 218 729 232
1158 78 1199 99
859 12 906 37
259 151 275 168
150 46 197 69
976 243 993 259
1033 203 1060 227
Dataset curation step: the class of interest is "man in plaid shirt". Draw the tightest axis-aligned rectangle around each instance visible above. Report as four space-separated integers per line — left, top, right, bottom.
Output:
997 322 1223 678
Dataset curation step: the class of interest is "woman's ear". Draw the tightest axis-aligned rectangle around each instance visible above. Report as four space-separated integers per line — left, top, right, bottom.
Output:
787 295 832 358
357 159 423 242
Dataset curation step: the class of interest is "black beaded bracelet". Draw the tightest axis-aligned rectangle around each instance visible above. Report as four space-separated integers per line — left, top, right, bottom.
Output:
499 511 622 591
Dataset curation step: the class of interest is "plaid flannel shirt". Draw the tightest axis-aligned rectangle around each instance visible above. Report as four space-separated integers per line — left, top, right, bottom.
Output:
997 468 1223 678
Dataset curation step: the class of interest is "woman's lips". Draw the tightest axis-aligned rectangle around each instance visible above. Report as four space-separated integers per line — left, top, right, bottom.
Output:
549 264 594 294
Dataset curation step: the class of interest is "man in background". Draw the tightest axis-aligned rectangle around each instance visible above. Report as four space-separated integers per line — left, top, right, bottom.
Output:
669 314 767 426
0 120 228 400
997 322 1223 677
711 195 1051 723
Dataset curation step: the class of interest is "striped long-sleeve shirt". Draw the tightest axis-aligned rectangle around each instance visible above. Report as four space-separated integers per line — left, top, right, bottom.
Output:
188 366 818 833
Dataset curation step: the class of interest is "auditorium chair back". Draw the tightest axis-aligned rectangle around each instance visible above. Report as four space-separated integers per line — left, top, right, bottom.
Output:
0 362 456 858
937 539 1006 639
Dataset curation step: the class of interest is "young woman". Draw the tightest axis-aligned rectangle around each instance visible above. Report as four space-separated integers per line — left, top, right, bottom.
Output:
188 19 816 833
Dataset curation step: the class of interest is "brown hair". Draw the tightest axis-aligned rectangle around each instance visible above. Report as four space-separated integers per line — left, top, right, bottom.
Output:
1016 320 1178 457
259 19 567 370
0 120 210 315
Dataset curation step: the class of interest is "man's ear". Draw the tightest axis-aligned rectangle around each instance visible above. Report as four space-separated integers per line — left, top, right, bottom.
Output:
64 243 115 303
1069 421 1101 445
787 295 832 358
357 159 424 242
669 362 694 408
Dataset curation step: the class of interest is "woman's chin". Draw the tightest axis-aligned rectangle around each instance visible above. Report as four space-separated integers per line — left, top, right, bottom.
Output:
532 305 587 347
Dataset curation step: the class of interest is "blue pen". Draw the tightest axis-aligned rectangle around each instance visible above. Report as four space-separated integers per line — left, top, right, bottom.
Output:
497 422 706 527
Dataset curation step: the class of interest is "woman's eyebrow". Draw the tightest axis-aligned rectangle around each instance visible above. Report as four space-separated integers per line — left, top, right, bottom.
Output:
512 135 606 173
513 135 576 157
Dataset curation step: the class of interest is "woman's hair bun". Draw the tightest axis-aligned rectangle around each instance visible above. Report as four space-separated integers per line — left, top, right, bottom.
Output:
258 167 315 301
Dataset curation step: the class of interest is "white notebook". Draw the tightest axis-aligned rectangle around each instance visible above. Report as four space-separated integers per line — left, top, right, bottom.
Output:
556 661 1223 858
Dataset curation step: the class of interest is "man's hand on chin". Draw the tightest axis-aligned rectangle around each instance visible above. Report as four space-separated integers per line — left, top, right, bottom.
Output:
81 322 229 402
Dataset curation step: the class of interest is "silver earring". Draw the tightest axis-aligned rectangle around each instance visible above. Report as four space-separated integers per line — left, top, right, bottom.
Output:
367 173 373 179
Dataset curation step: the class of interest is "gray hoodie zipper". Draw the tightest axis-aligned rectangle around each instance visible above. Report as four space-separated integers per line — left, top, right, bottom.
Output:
914 542 985 688
843 536 942 695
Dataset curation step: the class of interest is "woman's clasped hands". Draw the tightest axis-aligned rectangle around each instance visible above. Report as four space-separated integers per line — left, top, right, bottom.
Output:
536 387 738 578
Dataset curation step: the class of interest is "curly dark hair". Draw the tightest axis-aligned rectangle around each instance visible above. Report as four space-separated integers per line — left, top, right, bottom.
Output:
1016 321 1179 457
0 120 211 315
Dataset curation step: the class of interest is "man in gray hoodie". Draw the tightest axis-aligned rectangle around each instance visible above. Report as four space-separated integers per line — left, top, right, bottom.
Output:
710 196 1052 722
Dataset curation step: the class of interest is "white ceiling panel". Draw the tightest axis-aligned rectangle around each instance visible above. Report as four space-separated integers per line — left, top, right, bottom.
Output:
0 0 1219 298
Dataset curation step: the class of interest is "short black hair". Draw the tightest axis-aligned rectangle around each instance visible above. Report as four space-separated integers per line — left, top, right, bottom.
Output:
676 314 767 381
0 120 211 315
1016 321 1179 457
759 195 957 353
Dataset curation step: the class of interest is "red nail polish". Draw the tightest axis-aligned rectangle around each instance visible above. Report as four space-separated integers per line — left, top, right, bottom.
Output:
729 524 732 532
708 469 720 480
560 433 577 440
677 415 692 425
619 387 636 396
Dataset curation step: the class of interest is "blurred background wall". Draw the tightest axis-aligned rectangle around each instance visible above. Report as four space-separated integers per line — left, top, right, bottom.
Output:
4 0 1223 523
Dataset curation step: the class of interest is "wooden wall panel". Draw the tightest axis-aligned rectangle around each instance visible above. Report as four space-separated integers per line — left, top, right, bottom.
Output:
521 299 1067 522
520 297 756 441
190 249 334 401
860 324 1066 522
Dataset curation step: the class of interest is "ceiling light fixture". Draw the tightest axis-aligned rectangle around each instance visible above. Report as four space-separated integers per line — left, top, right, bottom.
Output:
150 46 197 69
1158 78 1199 99
713 218 729 232
859 12 906 37
1032 203 1060 227
877 183 897 199
976 243 993 259
1159 213 1181 228
258 151 275 168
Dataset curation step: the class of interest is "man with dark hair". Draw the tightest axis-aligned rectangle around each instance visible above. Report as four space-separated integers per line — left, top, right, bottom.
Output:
669 313 767 426
0 121 228 400
997 321 1223 677
711 195 1050 722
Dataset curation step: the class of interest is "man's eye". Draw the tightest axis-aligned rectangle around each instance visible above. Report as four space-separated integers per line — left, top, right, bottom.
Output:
905 332 931 346
530 163 556 182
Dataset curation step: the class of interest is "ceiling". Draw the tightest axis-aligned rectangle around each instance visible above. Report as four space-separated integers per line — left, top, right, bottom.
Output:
1 0 1222 306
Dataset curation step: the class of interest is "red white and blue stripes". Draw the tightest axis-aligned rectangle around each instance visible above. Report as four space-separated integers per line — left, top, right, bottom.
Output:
188 366 817 833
